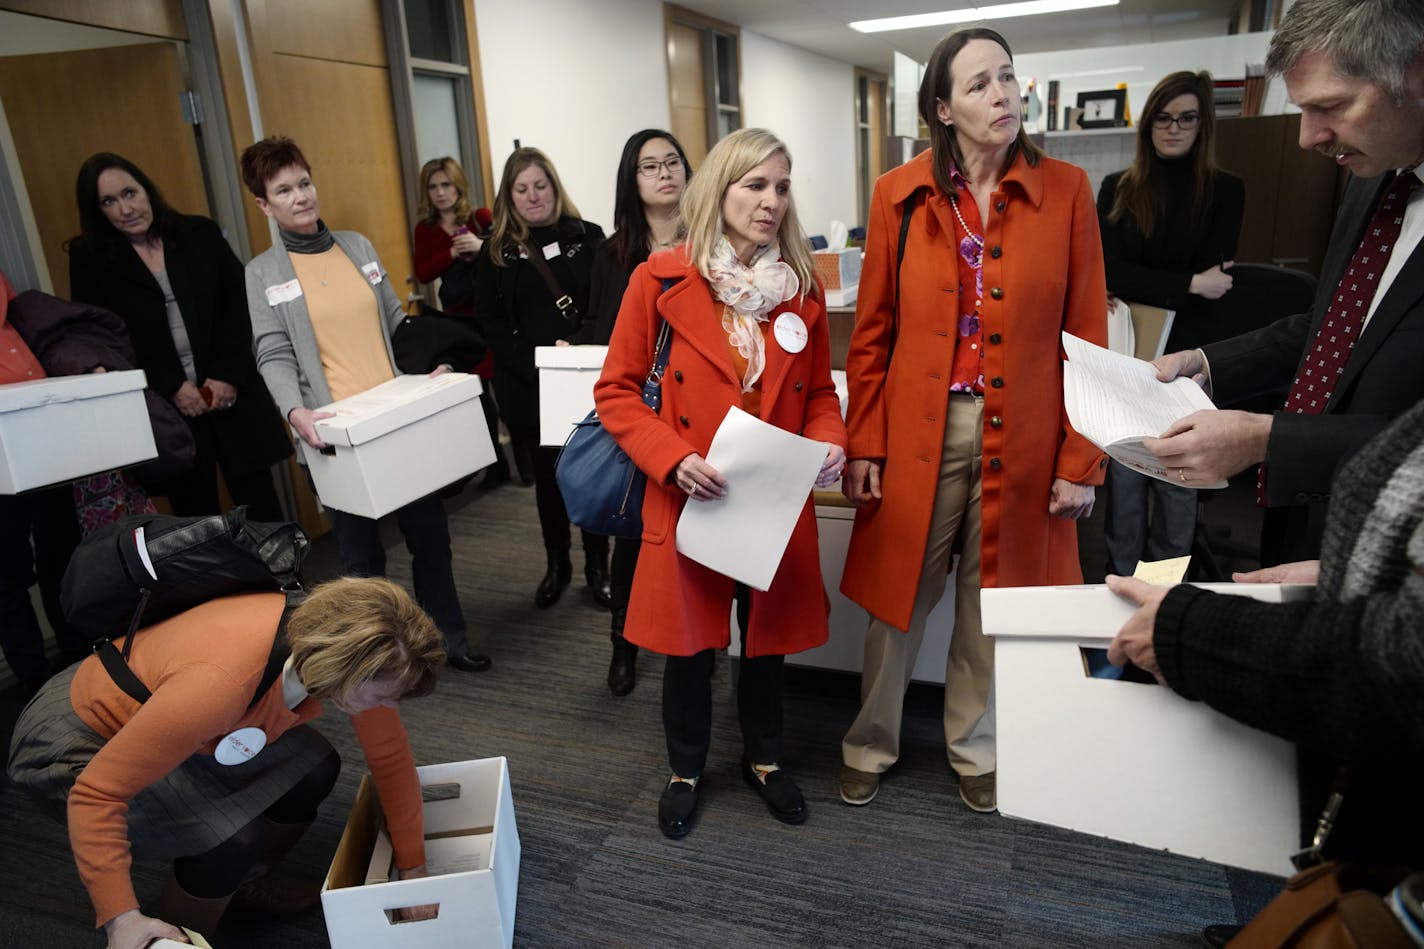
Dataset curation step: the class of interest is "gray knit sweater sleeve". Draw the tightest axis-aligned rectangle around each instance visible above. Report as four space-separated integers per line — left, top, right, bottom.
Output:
1155 400 1424 760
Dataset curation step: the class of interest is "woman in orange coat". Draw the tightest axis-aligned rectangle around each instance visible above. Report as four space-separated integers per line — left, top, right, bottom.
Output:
837 28 1107 814
594 128 847 840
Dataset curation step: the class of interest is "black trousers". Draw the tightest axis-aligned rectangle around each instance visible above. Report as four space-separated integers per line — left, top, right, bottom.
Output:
319 485 471 658
513 421 607 561
663 586 784 777
162 415 284 523
0 484 85 686
609 536 640 641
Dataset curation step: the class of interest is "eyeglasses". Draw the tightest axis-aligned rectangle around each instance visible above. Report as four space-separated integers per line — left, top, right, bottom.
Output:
1151 111 1201 131
637 157 684 178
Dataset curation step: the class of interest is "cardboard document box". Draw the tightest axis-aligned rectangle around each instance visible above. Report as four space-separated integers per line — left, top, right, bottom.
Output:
983 582 1312 875
0 370 156 494
323 757 521 949
536 345 607 446
309 373 493 519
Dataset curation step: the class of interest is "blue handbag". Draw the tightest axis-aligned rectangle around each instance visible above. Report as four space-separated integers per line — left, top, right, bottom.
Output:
556 317 673 538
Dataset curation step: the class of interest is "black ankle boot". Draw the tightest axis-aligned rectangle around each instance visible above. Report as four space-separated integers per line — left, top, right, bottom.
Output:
535 550 572 608
607 631 637 697
585 550 612 609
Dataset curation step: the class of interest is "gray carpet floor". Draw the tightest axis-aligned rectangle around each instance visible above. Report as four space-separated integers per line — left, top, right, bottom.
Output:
0 477 1277 947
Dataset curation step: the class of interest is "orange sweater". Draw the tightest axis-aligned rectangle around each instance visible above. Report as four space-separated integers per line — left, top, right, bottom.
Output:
67 592 425 927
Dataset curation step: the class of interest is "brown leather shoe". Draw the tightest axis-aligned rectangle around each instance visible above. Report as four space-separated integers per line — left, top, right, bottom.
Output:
839 765 880 806
958 771 997 813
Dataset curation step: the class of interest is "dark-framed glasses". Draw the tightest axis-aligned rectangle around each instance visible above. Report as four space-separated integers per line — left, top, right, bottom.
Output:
1152 111 1201 130
637 157 684 178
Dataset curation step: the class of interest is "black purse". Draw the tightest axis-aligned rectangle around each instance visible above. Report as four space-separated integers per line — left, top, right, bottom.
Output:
556 318 672 538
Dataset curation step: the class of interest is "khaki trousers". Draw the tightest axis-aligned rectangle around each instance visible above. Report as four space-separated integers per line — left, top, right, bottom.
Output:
841 394 995 778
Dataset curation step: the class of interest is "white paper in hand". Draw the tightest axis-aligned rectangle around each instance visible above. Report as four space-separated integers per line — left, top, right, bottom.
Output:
1061 332 1225 488
674 406 827 591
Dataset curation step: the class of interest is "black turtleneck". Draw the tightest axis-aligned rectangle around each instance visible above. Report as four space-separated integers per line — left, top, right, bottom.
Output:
1096 160 1245 351
280 220 335 254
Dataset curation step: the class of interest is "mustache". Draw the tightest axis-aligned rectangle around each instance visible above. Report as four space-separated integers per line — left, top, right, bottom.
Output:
1314 142 1354 159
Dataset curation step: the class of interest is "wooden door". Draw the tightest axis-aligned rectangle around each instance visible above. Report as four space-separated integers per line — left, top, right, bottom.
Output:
667 21 708 167
0 42 207 298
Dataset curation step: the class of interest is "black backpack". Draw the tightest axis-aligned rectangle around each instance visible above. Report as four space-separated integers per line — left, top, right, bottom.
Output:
61 509 309 707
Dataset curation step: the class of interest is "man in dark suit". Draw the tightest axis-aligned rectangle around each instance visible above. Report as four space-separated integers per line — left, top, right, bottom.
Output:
1144 0 1424 567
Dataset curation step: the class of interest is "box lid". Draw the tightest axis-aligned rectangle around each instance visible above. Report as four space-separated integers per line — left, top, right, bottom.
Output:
983 582 1314 643
0 369 148 412
314 373 481 447
534 345 607 370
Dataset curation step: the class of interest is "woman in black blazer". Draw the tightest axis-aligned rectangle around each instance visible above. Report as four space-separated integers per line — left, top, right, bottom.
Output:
68 153 291 521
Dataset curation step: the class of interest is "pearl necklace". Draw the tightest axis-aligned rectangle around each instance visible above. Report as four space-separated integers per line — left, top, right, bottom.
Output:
949 193 985 249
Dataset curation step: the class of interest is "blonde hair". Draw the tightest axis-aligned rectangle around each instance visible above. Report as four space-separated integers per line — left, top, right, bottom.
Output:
417 156 473 227
286 577 444 712
679 128 816 299
485 147 581 267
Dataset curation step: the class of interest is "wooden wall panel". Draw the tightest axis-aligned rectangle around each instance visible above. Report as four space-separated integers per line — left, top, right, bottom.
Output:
0 0 185 39
263 0 386 68
263 53 415 308
0 42 207 297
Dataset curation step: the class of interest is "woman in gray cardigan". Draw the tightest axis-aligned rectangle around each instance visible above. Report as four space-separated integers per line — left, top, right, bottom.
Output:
240 136 489 674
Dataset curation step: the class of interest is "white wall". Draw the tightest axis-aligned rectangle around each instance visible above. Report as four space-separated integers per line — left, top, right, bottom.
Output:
473 0 862 234
740 31 859 237
1015 32 1276 130
474 0 671 230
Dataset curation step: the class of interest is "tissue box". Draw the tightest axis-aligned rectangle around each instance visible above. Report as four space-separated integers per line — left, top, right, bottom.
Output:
535 345 607 446
322 757 520 949
309 373 493 519
0 370 156 494
812 248 862 290
983 582 1311 875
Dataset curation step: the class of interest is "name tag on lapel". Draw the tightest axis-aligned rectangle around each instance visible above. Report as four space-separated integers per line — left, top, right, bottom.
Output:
361 262 383 286
265 279 302 306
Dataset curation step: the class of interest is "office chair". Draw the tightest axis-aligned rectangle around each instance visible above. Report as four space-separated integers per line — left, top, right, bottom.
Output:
1190 262 1317 580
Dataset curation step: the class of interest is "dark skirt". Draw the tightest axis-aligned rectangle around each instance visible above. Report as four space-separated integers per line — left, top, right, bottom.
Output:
7 663 334 861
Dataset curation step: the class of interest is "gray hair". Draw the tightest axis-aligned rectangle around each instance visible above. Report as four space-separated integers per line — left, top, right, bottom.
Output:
1266 0 1424 104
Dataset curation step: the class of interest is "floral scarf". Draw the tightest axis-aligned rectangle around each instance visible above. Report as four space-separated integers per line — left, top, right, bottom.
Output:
706 236 799 392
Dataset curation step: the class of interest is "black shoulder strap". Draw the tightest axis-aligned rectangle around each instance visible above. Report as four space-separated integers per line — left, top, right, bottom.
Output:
889 190 920 362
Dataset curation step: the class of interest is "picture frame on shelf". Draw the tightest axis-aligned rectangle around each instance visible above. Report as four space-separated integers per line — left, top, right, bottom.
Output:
1076 89 1128 128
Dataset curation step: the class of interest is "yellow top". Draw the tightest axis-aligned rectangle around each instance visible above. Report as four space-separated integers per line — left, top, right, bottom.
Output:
290 247 394 401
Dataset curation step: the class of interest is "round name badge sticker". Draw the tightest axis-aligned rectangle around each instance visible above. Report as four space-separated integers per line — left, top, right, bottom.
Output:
215 726 267 766
773 313 808 353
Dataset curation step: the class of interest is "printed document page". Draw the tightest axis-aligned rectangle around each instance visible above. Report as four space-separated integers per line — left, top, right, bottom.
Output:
1061 332 1225 488
675 406 827 591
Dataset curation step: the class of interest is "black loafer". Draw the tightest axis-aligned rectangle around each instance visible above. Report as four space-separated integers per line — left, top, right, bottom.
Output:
1201 924 1241 949
742 758 807 825
658 779 701 839
448 652 492 673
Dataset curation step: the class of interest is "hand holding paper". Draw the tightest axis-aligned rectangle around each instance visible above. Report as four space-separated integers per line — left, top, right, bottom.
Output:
675 407 828 590
1061 332 1225 488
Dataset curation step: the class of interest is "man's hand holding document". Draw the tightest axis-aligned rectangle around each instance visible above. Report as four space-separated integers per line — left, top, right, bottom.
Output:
1061 332 1226 488
675 406 829 591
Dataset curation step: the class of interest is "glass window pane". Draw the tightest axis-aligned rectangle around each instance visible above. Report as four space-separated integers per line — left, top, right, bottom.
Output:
407 0 455 63
413 74 463 168
714 32 737 107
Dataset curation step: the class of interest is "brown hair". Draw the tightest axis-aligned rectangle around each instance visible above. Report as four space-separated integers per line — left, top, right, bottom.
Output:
919 27 1043 197
1109 71 1220 238
485 147 581 267
285 577 444 713
240 137 312 200
417 156 474 227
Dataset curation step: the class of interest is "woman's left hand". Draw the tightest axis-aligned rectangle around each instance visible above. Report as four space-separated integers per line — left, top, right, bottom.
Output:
815 443 847 488
204 378 237 410
674 453 727 501
1104 575 1171 685
392 864 438 921
1048 478 1095 519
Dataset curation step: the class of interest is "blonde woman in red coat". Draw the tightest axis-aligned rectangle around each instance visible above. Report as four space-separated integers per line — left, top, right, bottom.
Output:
837 28 1108 814
594 128 847 839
